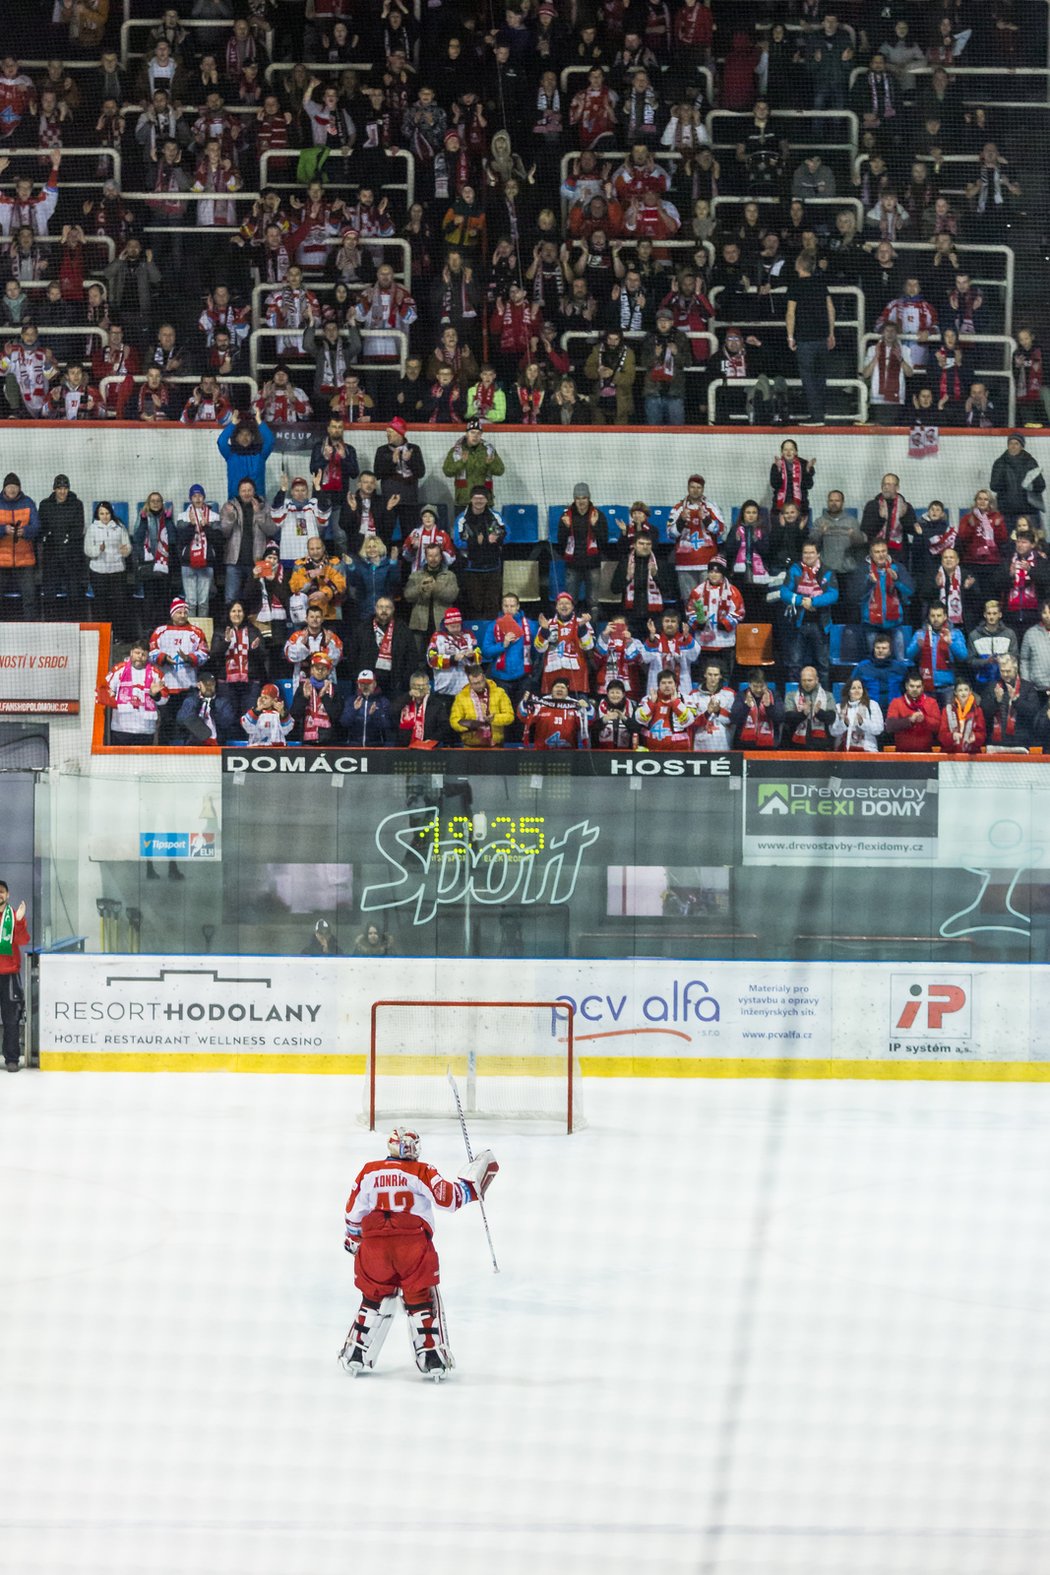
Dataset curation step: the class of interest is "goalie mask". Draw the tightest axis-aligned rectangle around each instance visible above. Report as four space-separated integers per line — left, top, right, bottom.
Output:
387 1127 420 1161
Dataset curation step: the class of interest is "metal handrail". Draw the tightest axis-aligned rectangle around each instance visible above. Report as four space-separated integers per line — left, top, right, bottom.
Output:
848 63 1050 107
259 148 415 211
250 263 412 330
705 108 860 154
709 283 864 329
560 62 714 104
593 236 715 269
250 325 408 387
100 372 258 402
121 17 274 67
0 147 119 188
710 193 864 228
706 377 869 423
0 233 115 261
881 242 1015 337
264 61 375 84
2 278 106 295
560 328 719 357
10 325 108 348
858 330 1017 424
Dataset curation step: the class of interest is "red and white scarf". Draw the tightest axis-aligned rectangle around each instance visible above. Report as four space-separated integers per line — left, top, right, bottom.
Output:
623 552 665 611
790 683 830 745
565 511 600 559
225 625 251 683
936 565 964 625
466 683 493 745
401 698 428 745
990 678 1021 743
738 692 776 746
773 458 803 509
1007 553 1039 611
516 385 545 422
866 564 901 625
691 578 741 648
473 379 497 417
303 681 334 743
872 341 904 404
919 627 952 692
373 618 394 670
795 559 824 600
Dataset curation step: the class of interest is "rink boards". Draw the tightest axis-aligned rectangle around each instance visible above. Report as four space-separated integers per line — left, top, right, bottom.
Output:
36 954 1050 1078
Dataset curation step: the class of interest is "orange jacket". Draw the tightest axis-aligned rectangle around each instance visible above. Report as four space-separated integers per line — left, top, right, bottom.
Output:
0 491 40 568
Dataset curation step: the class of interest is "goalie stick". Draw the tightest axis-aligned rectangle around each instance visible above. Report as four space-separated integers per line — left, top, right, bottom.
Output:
447 1067 500 1275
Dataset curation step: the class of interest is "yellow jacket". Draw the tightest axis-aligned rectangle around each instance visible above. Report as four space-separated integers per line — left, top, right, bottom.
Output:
449 679 515 747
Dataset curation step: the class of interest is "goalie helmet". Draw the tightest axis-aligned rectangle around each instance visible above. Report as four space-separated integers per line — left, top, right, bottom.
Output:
387 1127 421 1161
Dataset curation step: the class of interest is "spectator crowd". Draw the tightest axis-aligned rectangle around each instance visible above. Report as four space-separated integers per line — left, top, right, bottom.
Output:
0 0 1043 428
0 1 1047 753
0 419 1043 752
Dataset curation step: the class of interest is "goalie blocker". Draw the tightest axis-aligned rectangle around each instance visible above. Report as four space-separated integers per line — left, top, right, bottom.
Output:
340 1127 499 1380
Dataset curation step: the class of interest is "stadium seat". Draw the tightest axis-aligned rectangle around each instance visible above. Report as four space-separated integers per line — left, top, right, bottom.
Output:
503 561 542 602
501 504 539 542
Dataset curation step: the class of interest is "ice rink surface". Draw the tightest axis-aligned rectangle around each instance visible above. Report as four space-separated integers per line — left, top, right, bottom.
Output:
2 1072 1050 1575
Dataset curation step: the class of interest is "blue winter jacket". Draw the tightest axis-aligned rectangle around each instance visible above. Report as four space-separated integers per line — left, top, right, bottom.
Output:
217 421 275 499
779 562 839 625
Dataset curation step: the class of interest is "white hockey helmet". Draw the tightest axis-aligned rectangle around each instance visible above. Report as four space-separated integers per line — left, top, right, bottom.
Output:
387 1127 421 1161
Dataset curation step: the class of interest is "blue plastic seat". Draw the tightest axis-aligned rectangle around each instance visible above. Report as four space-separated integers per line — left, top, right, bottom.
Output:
501 504 539 543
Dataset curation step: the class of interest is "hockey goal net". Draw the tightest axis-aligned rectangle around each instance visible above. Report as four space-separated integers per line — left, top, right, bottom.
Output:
367 1000 582 1133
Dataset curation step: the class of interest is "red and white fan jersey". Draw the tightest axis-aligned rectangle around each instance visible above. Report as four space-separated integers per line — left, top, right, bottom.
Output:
691 685 735 751
149 622 209 695
345 1159 474 1239
687 579 745 651
254 383 312 425
668 498 727 568
265 284 321 356
1 342 56 414
427 630 481 695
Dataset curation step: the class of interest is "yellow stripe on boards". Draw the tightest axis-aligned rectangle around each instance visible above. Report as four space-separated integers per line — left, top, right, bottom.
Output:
36 1051 1050 1081
39 1052 369 1074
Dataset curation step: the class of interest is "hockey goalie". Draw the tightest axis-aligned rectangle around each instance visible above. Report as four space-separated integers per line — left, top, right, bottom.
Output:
340 1127 499 1381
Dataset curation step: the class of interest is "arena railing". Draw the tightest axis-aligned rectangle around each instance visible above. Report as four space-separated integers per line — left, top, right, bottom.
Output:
249 326 408 388
706 378 869 423
99 373 258 408
889 242 1015 339
560 237 718 274
263 61 376 84
250 258 413 331
709 194 865 228
848 64 1050 106
120 18 274 66
259 148 415 214
709 284 863 328
559 63 715 105
704 108 860 158
559 328 719 361
0 233 115 264
858 331 1018 425
560 148 683 225
0 147 120 188
20 59 115 73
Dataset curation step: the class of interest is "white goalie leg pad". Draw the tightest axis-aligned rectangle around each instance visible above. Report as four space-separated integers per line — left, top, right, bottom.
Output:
339 1295 398 1374
406 1288 455 1378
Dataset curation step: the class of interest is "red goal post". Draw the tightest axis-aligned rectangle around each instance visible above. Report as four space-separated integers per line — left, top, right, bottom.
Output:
368 999 581 1134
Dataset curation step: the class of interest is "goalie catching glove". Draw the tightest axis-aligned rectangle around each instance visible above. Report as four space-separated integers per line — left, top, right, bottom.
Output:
460 1149 499 1201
